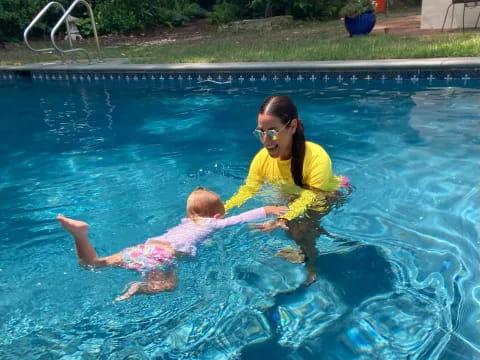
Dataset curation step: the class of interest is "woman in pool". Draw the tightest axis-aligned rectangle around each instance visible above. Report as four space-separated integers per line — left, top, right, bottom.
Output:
58 187 287 302
225 95 350 285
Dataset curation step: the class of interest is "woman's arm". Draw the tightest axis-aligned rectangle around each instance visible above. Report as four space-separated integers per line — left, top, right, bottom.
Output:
280 142 339 221
224 152 264 212
250 188 322 233
281 188 320 221
224 180 262 212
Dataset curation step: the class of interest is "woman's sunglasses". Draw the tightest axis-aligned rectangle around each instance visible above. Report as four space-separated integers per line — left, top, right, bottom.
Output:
252 121 290 141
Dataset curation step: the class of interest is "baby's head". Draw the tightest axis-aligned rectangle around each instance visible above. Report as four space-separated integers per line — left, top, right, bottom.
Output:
186 187 225 220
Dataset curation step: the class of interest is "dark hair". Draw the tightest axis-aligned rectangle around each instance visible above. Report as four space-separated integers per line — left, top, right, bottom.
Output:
259 95 306 187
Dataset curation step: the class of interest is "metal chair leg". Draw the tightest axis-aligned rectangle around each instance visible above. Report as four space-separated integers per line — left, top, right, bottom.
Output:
442 3 454 32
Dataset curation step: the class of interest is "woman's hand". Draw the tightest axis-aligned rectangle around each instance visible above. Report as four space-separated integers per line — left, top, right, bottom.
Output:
250 218 289 233
263 206 289 216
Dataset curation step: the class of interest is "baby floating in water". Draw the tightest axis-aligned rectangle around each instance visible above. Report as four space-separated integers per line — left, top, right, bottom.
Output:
58 187 287 301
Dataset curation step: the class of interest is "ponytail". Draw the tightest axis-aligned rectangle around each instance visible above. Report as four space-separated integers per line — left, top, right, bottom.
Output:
291 119 306 187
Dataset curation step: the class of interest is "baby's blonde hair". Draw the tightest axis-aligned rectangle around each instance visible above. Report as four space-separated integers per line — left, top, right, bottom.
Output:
186 187 225 222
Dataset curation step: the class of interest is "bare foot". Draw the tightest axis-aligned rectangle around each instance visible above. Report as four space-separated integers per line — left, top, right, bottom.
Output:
304 271 317 287
57 214 89 236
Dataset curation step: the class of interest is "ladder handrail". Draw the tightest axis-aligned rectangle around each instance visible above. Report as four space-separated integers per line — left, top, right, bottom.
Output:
23 1 73 56
50 0 102 63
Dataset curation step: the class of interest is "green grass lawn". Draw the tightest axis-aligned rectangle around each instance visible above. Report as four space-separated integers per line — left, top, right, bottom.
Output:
114 31 480 63
2 8 480 66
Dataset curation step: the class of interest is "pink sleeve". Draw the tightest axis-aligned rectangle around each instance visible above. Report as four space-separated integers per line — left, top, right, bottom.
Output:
214 208 267 228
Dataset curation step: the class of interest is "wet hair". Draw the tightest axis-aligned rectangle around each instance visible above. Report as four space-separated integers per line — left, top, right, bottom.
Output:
186 187 225 221
259 95 306 187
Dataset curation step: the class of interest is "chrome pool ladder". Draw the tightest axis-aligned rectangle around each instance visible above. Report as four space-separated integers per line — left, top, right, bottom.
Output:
24 0 102 63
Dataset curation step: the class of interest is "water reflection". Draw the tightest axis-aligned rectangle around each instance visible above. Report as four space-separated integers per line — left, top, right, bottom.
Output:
1 80 479 359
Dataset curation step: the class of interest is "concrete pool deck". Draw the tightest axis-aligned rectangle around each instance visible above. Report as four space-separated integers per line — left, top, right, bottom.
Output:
1 57 480 73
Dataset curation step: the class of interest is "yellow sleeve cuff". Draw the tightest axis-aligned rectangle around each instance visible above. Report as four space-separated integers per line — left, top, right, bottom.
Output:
282 189 317 221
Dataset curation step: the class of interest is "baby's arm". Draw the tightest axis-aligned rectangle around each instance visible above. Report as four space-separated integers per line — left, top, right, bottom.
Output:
114 273 177 302
249 206 290 233
263 206 289 216
215 206 288 228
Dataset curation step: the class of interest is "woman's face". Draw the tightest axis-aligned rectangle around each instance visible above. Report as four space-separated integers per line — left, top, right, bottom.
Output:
257 113 297 160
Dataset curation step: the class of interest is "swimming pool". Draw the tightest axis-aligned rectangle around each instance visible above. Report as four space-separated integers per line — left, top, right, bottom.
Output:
0 75 479 359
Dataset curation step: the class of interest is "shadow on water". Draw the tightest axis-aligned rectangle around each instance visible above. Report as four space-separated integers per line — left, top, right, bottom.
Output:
316 245 395 307
241 244 395 360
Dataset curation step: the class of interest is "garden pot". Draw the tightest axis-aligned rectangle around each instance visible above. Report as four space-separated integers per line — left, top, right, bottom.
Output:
344 10 376 37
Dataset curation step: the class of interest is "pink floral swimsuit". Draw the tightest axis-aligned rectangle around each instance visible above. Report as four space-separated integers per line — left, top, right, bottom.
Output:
121 244 175 274
121 207 267 274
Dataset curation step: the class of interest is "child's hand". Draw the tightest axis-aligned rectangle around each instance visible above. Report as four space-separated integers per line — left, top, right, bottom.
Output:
250 219 289 233
263 206 288 216
114 282 141 302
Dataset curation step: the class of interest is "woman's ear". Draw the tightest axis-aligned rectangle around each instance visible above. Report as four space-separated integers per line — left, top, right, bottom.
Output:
290 118 298 134
213 213 223 219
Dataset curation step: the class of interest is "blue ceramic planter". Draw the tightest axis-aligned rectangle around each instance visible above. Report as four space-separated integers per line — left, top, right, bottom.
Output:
344 10 376 37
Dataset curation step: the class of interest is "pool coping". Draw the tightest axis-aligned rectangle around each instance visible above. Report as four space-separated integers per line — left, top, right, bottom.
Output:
2 57 480 72
2 57 480 83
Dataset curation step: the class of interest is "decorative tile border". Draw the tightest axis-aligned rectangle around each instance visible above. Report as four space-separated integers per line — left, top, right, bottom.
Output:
1 68 480 85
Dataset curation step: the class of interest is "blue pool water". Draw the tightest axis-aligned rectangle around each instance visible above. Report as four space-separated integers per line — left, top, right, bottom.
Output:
0 77 479 359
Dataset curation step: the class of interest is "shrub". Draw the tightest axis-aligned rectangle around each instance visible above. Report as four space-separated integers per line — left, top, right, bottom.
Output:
339 0 377 18
0 0 69 42
207 0 348 24
207 1 244 24
76 17 95 37
284 0 346 20
0 0 208 40
95 0 206 34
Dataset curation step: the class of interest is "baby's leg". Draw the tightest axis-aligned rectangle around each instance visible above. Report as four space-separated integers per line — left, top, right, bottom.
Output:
57 214 122 267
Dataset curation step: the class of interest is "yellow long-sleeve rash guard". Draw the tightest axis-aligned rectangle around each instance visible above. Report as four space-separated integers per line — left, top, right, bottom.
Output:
224 141 341 220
